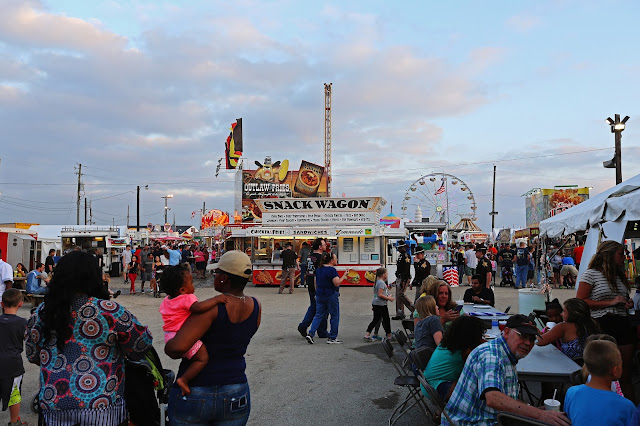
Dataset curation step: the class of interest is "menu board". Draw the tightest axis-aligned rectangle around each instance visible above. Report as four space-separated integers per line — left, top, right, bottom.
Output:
343 238 354 253
364 237 376 253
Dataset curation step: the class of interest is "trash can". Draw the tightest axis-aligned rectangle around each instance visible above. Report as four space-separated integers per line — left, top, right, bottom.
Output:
110 262 121 278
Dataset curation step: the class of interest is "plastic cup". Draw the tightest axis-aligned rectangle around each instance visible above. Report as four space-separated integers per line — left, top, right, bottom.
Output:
456 300 464 306
544 399 560 411
498 320 507 331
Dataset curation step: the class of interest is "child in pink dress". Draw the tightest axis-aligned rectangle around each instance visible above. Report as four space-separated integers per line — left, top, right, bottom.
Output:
159 265 228 395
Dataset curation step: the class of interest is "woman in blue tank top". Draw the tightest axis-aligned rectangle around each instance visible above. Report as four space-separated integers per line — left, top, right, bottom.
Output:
165 251 261 425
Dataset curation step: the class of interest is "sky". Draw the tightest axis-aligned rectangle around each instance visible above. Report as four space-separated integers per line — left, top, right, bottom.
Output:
1 0 639 232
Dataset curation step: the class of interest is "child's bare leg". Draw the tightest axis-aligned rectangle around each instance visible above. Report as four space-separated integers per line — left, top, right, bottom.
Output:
9 402 20 423
176 345 209 396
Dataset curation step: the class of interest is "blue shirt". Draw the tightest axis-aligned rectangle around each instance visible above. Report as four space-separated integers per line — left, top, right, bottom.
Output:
315 266 339 297
168 249 181 266
562 256 575 266
443 336 519 425
565 385 635 426
26 270 43 293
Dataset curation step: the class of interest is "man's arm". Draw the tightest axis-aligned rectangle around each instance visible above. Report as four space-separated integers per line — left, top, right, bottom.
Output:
484 391 570 426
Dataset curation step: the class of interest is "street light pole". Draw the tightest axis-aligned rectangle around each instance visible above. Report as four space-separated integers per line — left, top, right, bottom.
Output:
604 114 629 185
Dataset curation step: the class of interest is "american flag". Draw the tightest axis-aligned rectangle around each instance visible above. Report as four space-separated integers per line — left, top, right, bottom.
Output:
443 266 459 287
435 180 445 195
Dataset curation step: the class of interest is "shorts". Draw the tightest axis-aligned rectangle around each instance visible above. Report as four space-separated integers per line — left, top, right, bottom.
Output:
164 331 203 359
527 270 534 279
141 271 153 281
0 375 22 411
560 265 578 277
596 315 636 346
196 261 206 271
465 267 476 276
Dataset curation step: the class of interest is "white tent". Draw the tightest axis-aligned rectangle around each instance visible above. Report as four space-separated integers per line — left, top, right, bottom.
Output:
540 173 640 238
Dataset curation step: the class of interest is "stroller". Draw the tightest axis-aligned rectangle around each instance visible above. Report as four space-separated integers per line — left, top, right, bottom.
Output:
500 265 515 287
32 347 175 426
125 346 175 426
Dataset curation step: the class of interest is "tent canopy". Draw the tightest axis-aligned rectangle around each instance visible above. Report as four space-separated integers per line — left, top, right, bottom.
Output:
540 173 640 238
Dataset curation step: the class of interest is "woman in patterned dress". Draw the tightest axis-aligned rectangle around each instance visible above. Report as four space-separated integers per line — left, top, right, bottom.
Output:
25 251 153 426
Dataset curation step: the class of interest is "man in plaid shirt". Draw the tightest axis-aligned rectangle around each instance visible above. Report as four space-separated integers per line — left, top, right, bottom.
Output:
443 315 570 425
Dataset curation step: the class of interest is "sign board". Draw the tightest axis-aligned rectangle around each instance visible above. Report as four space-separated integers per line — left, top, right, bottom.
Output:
526 188 589 227
262 211 378 225
335 227 377 236
230 225 380 237
240 158 329 223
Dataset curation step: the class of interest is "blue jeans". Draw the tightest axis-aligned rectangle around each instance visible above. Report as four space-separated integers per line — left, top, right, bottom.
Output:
309 292 340 339
515 265 528 289
299 289 328 337
168 382 250 426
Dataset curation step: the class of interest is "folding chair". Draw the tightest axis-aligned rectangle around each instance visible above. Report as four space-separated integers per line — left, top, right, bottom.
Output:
497 411 551 425
410 346 433 372
411 362 454 425
394 329 414 354
401 319 415 340
381 338 430 425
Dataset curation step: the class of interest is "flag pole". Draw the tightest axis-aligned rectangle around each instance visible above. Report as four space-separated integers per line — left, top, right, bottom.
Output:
445 176 450 230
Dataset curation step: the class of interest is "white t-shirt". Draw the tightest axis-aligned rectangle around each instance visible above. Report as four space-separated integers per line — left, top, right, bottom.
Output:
0 259 14 299
122 249 132 264
464 249 477 268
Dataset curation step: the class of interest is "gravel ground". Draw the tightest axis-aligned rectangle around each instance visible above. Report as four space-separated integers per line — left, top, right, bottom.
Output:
4 275 580 426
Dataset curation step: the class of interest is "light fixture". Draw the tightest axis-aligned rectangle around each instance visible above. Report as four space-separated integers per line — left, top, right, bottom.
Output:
606 117 615 126
614 123 626 131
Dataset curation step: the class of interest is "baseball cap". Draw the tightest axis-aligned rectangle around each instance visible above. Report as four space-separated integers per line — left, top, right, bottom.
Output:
217 251 252 278
414 246 425 255
505 314 540 335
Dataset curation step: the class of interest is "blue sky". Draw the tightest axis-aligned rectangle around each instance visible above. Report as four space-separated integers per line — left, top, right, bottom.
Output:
1 0 639 231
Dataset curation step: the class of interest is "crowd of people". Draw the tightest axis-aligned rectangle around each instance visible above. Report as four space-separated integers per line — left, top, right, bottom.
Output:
2 235 640 425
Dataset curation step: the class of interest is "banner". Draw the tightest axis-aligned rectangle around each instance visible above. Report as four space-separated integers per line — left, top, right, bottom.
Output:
525 187 589 227
201 210 229 229
225 118 243 169
241 158 329 223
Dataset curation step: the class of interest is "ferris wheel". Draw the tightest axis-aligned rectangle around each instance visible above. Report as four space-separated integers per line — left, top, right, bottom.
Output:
400 172 478 226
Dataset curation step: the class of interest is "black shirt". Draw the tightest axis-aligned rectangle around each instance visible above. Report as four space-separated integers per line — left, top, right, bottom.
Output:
515 247 530 266
463 287 495 306
476 256 492 280
396 251 411 279
0 314 27 378
45 255 55 274
280 248 298 269
499 249 515 267
455 251 465 266
413 258 431 282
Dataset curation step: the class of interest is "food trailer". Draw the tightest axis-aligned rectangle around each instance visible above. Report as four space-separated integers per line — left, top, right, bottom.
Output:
61 226 124 272
225 197 392 286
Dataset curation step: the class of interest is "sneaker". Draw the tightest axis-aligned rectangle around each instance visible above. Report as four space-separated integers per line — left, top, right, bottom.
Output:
327 338 343 344
305 335 314 344
113 290 121 299
297 325 307 337
363 336 373 342
8 417 30 426
371 335 383 341
141 288 145 293
391 315 405 321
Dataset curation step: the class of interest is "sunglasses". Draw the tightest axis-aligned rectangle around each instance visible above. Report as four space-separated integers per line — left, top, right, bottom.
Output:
513 329 537 343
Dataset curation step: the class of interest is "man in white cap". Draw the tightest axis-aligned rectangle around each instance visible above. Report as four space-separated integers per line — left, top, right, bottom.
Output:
392 242 413 320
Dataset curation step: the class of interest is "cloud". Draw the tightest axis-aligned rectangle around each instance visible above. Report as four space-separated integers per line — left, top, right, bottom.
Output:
0 1 505 226
505 14 541 33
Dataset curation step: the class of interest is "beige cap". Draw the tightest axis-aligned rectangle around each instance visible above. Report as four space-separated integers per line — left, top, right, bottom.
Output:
218 251 252 278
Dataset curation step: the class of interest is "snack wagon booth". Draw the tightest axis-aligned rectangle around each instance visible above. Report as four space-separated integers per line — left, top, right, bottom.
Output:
225 197 391 286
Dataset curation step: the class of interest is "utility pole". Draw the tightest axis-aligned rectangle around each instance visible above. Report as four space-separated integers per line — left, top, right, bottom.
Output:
127 205 130 229
489 165 498 230
89 200 93 225
76 163 82 225
202 202 206 227
84 198 88 225
136 186 141 232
